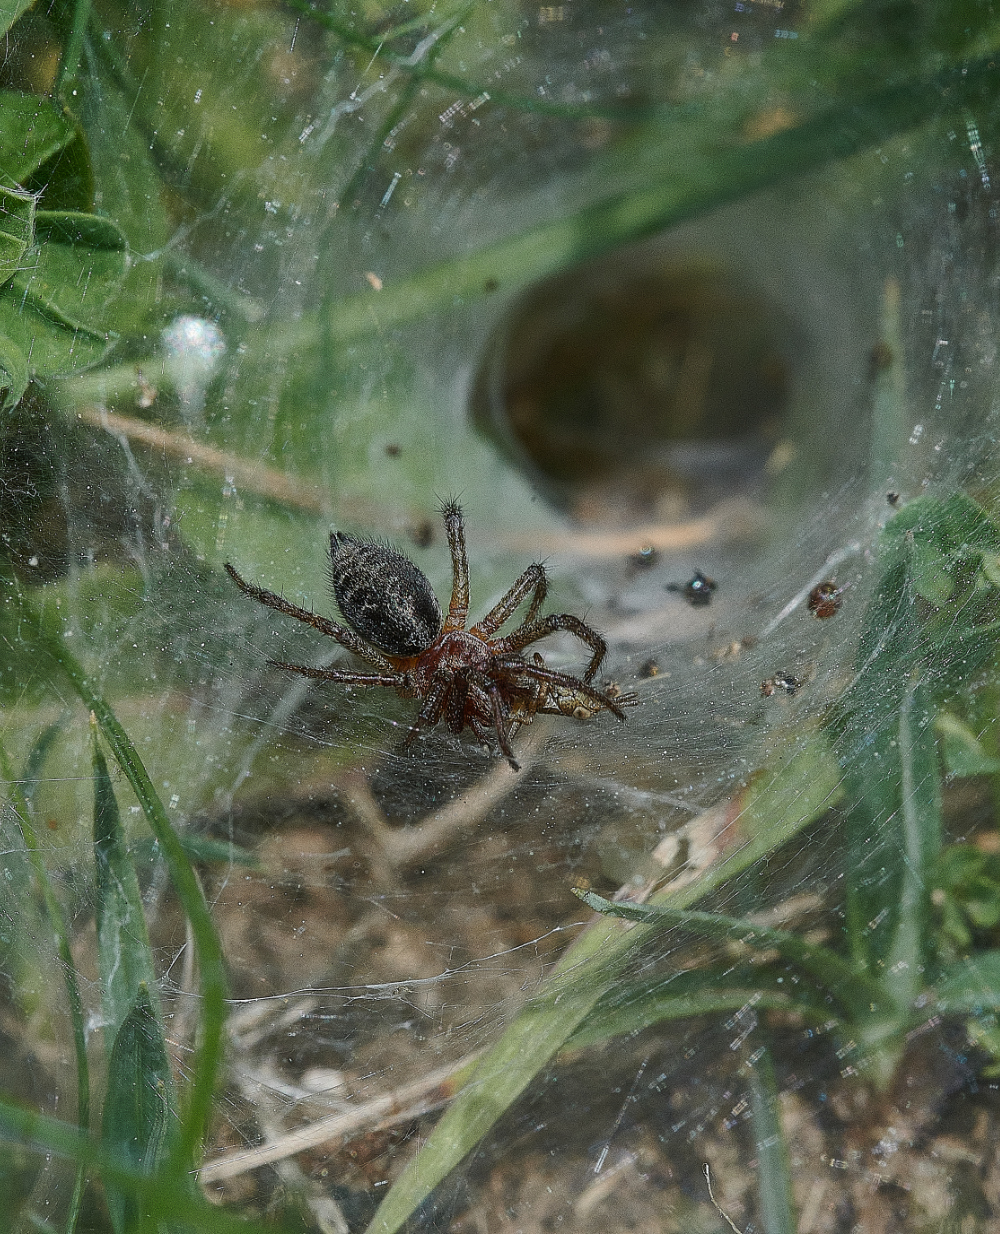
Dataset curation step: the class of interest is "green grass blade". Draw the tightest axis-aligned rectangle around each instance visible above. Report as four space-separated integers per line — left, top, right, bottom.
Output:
574 893 883 1020
0 1096 299 1234
21 721 63 809
101 986 174 1234
284 0 641 122
566 966 831 1052
29 599 227 1176
54 0 92 98
831 494 998 987
307 50 1000 350
92 731 165 1051
364 916 628 1234
0 734 90 1234
883 678 942 1013
747 1044 796 1234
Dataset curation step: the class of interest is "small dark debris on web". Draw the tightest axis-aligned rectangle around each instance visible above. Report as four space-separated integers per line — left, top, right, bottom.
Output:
807 579 844 619
668 570 717 606
761 670 801 697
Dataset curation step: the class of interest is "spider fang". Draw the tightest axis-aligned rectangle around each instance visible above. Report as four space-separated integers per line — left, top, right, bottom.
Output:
225 503 630 770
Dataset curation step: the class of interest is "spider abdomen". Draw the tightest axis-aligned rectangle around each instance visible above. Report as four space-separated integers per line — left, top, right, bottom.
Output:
330 532 443 657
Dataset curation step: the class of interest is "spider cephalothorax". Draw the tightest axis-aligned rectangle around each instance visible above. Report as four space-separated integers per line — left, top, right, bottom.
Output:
225 502 629 769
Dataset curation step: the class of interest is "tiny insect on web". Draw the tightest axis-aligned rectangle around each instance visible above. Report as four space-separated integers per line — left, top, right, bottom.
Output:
225 502 633 770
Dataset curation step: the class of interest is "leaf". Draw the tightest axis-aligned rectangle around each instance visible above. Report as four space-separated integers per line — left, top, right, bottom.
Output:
0 0 33 37
0 92 76 188
24 115 95 214
574 892 883 1020
911 537 954 604
934 846 1000 940
566 966 824 1051
0 184 34 285
0 329 28 410
0 207 128 398
74 60 171 329
933 951 1000 1013
9 209 128 332
936 712 1000 777
101 985 174 1234
93 735 161 1049
883 492 1000 561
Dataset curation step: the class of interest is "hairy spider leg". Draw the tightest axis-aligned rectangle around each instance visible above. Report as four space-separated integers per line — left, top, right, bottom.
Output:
471 563 548 639
490 613 608 682
441 501 470 633
267 660 401 688
494 658 627 720
467 710 522 770
486 681 520 768
224 563 395 673
476 681 518 765
468 713 497 749
445 669 471 734
459 671 521 768
401 669 454 748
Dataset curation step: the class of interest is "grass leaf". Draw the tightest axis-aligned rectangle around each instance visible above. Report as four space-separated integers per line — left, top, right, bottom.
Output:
566 966 827 1051
101 985 174 1234
574 893 883 1020
748 1044 796 1234
92 731 165 1053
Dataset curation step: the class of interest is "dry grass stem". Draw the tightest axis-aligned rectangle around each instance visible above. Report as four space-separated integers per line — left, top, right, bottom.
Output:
199 1052 480 1183
77 406 332 514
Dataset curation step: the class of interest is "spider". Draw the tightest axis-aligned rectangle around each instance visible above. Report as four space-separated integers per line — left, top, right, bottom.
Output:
225 502 629 770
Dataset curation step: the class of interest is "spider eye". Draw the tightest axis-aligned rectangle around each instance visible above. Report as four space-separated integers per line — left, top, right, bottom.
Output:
330 532 443 656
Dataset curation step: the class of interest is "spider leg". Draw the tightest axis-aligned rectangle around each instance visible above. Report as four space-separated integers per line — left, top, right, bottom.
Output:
471 563 548 639
469 711 524 760
460 672 520 770
490 614 607 682
445 670 470 734
268 660 402 688
468 714 495 749
495 659 628 721
486 683 520 770
225 562 394 673
441 501 470 633
401 670 453 749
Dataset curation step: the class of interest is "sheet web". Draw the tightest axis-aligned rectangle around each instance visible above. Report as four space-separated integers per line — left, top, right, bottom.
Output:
1 0 1000 1231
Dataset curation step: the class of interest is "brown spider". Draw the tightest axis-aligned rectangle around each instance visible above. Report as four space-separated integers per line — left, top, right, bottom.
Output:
224 502 629 769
